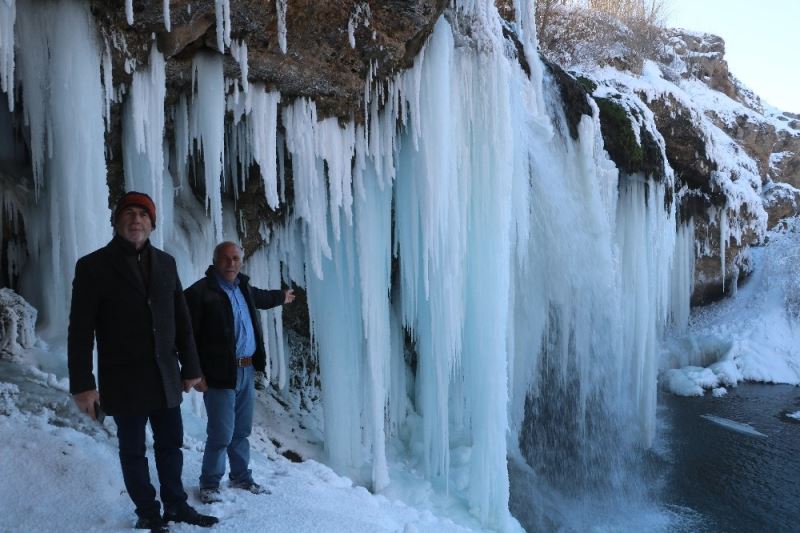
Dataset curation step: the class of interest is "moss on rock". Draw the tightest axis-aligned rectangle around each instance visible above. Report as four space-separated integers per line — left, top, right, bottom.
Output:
595 96 664 182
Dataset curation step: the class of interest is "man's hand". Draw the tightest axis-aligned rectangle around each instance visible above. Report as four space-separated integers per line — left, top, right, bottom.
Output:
283 289 296 304
183 377 202 392
73 389 100 420
191 376 209 393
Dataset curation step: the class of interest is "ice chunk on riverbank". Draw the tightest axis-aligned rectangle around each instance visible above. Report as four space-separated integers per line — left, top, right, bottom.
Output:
700 414 767 437
661 366 718 396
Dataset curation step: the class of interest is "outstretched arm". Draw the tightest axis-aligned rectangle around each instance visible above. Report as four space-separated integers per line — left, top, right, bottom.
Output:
251 286 292 309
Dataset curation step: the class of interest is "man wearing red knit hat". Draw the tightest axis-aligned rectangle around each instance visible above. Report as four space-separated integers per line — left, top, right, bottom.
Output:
68 191 218 531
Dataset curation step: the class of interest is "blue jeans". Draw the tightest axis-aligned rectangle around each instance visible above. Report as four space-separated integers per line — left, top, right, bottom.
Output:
200 365 254 489
114 406 188 517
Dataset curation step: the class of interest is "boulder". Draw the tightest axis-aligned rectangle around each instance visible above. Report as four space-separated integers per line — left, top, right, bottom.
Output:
763 182 800 229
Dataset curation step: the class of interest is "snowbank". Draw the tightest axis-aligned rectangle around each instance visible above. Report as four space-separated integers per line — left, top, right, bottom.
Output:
0 359 480 532
660 220 800 396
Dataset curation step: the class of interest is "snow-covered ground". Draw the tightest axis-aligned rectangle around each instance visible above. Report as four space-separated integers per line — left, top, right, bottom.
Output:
660 219 800 396
0 359 479 533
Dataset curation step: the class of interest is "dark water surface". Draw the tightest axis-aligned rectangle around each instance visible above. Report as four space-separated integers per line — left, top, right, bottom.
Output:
659 384 800 532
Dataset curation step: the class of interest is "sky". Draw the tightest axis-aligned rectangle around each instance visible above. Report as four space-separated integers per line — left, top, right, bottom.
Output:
667 0 800 114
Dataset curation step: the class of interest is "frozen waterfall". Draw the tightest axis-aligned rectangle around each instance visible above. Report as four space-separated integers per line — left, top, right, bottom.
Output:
0 1 693 530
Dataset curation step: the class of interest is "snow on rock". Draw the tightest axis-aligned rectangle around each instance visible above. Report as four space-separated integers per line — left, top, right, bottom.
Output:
786 411 800 421
0 288 37 359
762 182 800 229
0 381 19 415
661 219 800 396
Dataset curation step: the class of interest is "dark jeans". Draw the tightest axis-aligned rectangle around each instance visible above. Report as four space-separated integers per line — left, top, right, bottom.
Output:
114 406 188 517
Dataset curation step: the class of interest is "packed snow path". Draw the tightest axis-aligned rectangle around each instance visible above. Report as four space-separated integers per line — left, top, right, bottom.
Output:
0 360 478 533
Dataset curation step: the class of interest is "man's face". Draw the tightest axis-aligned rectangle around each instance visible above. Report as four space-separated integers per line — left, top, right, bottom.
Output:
214 244 243 283
116 206 153 249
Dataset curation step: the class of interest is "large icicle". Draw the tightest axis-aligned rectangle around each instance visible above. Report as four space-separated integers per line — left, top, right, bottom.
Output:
246 85 281 209
353 135 392 492
15 0 111 333
305 210 364 479
122 43 168 246
282 98 331 279
394 18 463 490
190 52 226 243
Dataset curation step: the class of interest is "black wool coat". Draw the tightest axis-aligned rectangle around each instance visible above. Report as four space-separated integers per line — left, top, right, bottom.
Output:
184 266 284 389
68 235 201 416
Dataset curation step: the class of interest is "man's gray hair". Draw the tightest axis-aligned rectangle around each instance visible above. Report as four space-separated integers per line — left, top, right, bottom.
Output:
213 241 244 262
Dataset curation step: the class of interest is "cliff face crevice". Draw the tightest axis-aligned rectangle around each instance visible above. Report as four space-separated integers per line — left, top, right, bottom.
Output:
91 0 446 120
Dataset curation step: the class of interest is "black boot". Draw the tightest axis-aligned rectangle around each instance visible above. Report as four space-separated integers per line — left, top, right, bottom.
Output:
134 513 169 532
163 504 218 528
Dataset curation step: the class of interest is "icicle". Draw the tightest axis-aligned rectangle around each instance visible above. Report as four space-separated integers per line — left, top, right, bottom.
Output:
282 98 331 279
394 21 465 496
125 0 133 25
276 0 288 53
214 0 231 51
246 244 288 389
305 209 364 479
122 43 167 245
163 0 171 32
347 3 371 49
669 219 694 332
0 0 15 111
247 84 280 208
190 51 225 243
230 39 249 91
101 38 114 131
316 117 355 240
172 94 189 187
353 136 392 492
720 207 728 293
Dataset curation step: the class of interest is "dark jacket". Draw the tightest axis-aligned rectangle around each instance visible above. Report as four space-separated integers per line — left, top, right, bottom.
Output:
184 266 284 389
68 235 201 416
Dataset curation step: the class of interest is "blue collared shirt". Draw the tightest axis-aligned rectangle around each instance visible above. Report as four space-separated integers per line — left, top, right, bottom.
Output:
214 273 256 359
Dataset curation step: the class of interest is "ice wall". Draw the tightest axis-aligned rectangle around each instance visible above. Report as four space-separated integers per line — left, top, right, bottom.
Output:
0 0 694 529
13 0 111 335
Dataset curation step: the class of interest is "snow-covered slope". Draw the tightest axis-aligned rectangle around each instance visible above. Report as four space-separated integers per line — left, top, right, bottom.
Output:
0 358 480 533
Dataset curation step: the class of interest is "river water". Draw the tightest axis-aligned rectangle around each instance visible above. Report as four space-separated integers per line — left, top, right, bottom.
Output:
658 384 800 532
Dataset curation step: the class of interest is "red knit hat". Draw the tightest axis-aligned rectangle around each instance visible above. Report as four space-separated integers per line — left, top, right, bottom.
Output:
114 191 156 228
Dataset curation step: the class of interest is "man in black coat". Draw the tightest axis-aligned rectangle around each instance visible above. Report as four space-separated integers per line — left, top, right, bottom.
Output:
68 191 218 532
184 241 294 503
